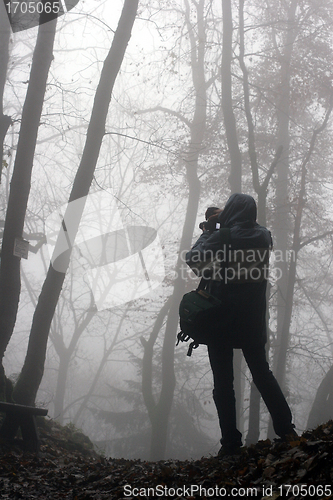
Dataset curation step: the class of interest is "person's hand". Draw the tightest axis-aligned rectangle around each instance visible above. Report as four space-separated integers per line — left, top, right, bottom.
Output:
199 221 209 232
206 210 222 232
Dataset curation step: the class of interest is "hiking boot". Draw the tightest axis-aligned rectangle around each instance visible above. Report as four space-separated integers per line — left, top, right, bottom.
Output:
283 430 298 440
278 426 298 442
217 444 241 459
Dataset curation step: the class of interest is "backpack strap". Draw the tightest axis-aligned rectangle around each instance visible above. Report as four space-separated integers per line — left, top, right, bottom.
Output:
219 227 230 257
187 341 199 357
218 227 230 281
197 277 207 290
195 227 230 288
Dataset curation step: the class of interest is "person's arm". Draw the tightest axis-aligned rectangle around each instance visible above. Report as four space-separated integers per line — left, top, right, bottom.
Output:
186 230 223 263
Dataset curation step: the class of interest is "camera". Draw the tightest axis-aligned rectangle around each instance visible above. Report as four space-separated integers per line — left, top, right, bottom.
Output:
199 220 220 233
199 206 222 233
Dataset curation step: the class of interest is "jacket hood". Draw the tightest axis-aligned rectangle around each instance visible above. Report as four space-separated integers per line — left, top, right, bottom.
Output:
219 193 257 228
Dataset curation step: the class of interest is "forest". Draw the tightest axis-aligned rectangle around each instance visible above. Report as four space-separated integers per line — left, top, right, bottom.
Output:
0 0 332 464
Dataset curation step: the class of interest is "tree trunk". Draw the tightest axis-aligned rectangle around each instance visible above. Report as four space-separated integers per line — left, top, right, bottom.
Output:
0 5 59 399
237 0 281 443
266 0 297 440
0 2 11 401
0 1 11 184
149 168 200 461
274 100 333 389
53 306 95 424
12 0 139 406
142 0 206 461
221 0 242 194
272 0 297 385
141 299 171 431
72 310 126 426
221 0 244 436
53 350 71 425
307 365 333 430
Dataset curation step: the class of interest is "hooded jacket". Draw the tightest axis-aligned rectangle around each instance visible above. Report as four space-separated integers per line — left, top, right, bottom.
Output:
186 194 272 346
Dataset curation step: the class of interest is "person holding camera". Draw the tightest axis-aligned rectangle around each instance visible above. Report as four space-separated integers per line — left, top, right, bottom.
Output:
186 193 296 457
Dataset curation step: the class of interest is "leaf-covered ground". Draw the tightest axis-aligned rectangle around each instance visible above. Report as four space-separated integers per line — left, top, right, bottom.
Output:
0 419 333 499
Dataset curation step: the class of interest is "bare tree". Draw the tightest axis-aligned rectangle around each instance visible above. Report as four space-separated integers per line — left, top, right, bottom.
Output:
221 0 242 193
0 2 60 400
11 0 139 406
271 0 298 402
0 1 11 183
222 0 333 441
274 98 333 388
139 0 217 460
238 0 282 444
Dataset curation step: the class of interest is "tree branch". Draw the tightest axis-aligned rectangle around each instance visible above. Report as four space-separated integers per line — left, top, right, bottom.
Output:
104 131 182 156
299 230 333 251
262 145 283 192
134 106 191 128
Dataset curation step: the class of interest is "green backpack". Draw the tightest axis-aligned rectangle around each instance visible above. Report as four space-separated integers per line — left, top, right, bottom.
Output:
177 284 222 356
177 228 230 356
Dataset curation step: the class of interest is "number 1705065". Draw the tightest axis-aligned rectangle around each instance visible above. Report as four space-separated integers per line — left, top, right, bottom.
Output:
5 1 60 15
279 484 332 497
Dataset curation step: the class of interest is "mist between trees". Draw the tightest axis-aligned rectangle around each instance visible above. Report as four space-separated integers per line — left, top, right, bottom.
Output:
0 0 333 461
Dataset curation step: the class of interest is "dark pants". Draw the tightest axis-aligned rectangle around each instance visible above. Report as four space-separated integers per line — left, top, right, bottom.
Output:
208 339 293 448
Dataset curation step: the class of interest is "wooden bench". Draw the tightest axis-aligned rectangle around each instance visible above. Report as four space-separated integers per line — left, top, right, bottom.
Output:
0 401 48 452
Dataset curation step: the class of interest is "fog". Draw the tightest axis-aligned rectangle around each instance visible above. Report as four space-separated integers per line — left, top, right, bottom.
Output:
0 0 332 461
